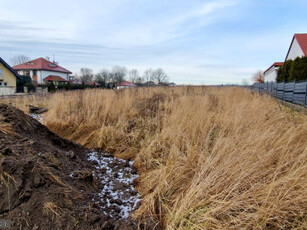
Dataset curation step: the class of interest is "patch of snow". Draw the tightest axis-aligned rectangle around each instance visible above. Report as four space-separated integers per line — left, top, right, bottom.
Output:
30 113 43 122
88 151 141 219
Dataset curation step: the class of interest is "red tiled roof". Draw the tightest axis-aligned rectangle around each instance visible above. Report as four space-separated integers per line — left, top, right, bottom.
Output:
295 34 307 56
89 82 100 86
44 75 67 82
13 57 72 74
264 62 284 75
118 81 136 87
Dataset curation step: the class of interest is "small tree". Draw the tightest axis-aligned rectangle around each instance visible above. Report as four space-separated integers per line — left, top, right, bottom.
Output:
252 71 264 83
289 56 307 81
129 69 140 83
79 68 93 84
112 66 127 84
95 69 110 87
143 68 154 82
152 68 168 84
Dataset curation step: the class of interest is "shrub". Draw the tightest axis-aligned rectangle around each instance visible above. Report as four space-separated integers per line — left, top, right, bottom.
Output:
277 57 307 82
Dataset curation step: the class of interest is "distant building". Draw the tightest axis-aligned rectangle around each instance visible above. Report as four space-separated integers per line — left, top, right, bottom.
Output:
44 75 68 85
0 57 21 95
264 62 284 82
117 81 137 89
285 33 307 61
144 81 155 86
264 33 307 82
13 57 72 84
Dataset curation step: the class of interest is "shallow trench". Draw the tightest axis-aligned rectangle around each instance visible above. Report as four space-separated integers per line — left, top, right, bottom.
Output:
31 113 141 220
87 150 141 220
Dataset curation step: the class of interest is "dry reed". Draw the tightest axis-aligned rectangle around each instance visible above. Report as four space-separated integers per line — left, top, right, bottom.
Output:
5 87 307 229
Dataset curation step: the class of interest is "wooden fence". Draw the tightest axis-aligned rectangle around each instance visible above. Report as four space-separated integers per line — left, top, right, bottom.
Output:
252 81 307 106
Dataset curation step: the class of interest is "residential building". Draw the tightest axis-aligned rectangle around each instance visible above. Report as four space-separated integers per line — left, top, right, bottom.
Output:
117 81 137 89
13 57 72 84
0 57 21 95
264 62 284 82
285 33 307 61
264 33 307 82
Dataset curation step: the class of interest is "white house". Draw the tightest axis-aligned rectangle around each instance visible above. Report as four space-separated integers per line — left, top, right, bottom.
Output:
264 33 307 82
13 57 72 84
264 62 284 82
117 81 137 89
285 34 307 61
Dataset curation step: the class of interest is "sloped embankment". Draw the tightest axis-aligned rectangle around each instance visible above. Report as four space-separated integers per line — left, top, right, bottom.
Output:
0 104 148 229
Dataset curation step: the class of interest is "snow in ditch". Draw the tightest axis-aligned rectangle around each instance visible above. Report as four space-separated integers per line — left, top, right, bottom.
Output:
30 113 43 122
88 151 141 219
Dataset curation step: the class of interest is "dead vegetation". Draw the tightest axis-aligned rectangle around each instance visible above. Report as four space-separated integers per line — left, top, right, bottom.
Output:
4 87 307 229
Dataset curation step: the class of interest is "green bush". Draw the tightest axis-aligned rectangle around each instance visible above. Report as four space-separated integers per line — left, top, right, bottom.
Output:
277 57 307 82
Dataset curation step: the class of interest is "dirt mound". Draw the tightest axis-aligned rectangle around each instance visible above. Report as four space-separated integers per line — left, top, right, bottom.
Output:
0 104 147 229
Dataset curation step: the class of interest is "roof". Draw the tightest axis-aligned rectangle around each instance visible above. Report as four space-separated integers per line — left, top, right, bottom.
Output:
88 82 100 86
0 57 22 80
13 57 72 74
263 62 284 75
295 34 307 56
118 81 136 87
285 34 307 60
44 75 68 82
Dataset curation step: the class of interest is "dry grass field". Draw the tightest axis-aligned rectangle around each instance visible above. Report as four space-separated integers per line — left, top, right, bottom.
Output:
4 86 307 229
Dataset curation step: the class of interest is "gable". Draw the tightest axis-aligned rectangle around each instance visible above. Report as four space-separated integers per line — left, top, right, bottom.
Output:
0 62 18 87
285 34 307 61
0 58 21 82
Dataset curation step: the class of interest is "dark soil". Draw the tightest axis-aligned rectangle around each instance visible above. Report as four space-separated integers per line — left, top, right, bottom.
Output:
0 104 161 230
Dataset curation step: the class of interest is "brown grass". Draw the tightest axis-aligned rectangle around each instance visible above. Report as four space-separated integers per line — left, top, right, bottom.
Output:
43 202 62 218
6 87 307 229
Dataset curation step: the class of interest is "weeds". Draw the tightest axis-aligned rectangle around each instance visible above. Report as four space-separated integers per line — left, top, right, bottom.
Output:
6 87 307 229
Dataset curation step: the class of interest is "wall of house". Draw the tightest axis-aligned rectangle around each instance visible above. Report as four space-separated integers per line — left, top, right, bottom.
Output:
39 70 69 84
0 87 16 96
286 38 305 60
264 67 278 82
16 70 69 84
0 62 17 87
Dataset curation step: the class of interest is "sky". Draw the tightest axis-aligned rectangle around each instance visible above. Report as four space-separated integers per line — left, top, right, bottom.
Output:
0 0 307 85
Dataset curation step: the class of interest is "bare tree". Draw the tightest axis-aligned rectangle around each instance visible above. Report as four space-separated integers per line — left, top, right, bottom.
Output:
152 68 169 84
95 69 110 84
129 69 140 83
252 70 264 83
10 55 30 66
143 68 154 82
80 68 93 84
112 66 127 83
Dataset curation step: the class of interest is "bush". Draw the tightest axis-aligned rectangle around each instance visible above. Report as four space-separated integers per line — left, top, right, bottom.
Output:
277 57 307 82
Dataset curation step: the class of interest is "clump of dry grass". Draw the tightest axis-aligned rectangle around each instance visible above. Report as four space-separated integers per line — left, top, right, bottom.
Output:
8 87 307 229
44 202 62 218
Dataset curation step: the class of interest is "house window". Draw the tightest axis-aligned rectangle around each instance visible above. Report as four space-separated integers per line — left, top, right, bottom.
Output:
4 82 8 86
0 68 2 76
0 82 2 86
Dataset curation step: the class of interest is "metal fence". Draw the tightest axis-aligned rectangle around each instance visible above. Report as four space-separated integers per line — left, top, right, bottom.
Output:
252 81 307 106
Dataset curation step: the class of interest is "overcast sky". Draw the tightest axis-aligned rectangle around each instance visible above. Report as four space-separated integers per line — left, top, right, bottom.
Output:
0 0 307 84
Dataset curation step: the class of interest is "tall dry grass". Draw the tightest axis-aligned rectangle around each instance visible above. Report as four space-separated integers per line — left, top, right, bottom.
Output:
6 87 307 229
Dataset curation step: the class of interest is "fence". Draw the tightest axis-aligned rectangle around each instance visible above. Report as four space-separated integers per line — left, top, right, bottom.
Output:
252 81 307 106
